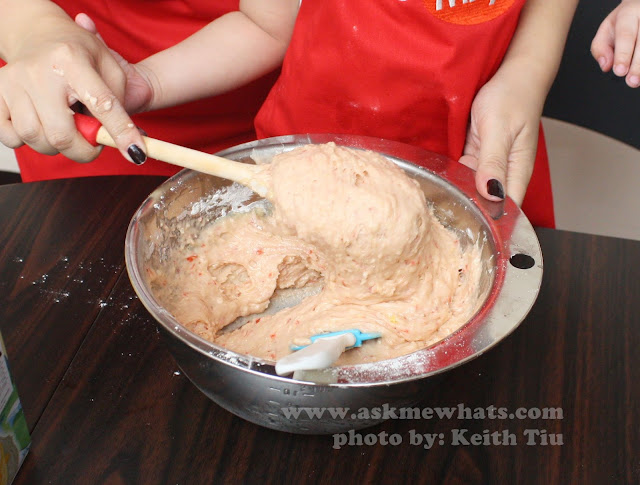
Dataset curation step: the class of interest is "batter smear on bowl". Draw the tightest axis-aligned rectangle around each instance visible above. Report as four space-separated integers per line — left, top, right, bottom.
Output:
149 143 484 365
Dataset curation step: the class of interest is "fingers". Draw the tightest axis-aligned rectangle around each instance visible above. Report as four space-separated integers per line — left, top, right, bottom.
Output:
503 149 534 206
0 96 22 149
592 5 640 88
72 13 147 158
4 89 59 156
75 14 128 101
63 53 147 164
36 90 102 162
1 53 113 162
9 94 99 160
462 125 535 206
75 13 149 113
472 128 510 203
612 10 640 81
591 16 615 72
74 13 97 34
625 23 640 87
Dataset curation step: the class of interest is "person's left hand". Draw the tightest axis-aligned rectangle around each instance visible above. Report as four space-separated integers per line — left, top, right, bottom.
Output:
591 0 640 88
459 67 543 206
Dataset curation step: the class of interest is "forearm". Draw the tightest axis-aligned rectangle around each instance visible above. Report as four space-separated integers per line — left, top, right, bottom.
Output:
0 0 71 61
138 1 298 110
497 0 578 104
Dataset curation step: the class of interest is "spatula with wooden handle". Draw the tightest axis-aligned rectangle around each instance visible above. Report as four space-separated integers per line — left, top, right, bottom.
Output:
74 114 270 197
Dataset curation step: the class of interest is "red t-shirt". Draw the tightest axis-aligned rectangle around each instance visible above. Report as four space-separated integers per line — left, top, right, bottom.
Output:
2 0 277 182
255 0 555 228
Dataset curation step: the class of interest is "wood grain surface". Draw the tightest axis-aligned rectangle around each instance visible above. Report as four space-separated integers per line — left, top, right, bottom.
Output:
0 177 637 484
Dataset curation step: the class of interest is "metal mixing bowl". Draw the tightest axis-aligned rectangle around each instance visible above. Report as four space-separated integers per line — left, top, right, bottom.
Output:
125 134 543 434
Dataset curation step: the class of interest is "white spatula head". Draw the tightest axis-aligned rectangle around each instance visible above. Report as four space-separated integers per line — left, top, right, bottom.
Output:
275 333 356 375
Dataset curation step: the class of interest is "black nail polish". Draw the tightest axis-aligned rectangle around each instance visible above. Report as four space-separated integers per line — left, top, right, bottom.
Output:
128 144 146 165
487 179 505 199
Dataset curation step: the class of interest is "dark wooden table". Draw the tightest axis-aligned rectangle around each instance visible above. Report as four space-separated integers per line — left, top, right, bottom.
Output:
0 176 638 484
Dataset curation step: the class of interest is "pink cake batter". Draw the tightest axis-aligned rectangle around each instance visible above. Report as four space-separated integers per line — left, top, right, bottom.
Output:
149 143 483 365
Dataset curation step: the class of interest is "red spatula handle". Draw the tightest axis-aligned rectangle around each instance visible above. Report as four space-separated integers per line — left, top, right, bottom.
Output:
73 113 102 146
71 113 270 197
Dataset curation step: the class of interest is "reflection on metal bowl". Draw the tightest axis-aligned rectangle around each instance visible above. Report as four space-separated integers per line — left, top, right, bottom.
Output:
125 134 543 434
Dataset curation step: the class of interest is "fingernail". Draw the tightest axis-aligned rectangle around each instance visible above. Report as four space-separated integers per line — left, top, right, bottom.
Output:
629 75 640 87
127 144 146 165
487 179 505 199
598 57 607 70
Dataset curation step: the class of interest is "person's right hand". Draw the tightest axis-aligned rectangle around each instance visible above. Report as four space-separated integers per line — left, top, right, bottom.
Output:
0 9 148 163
